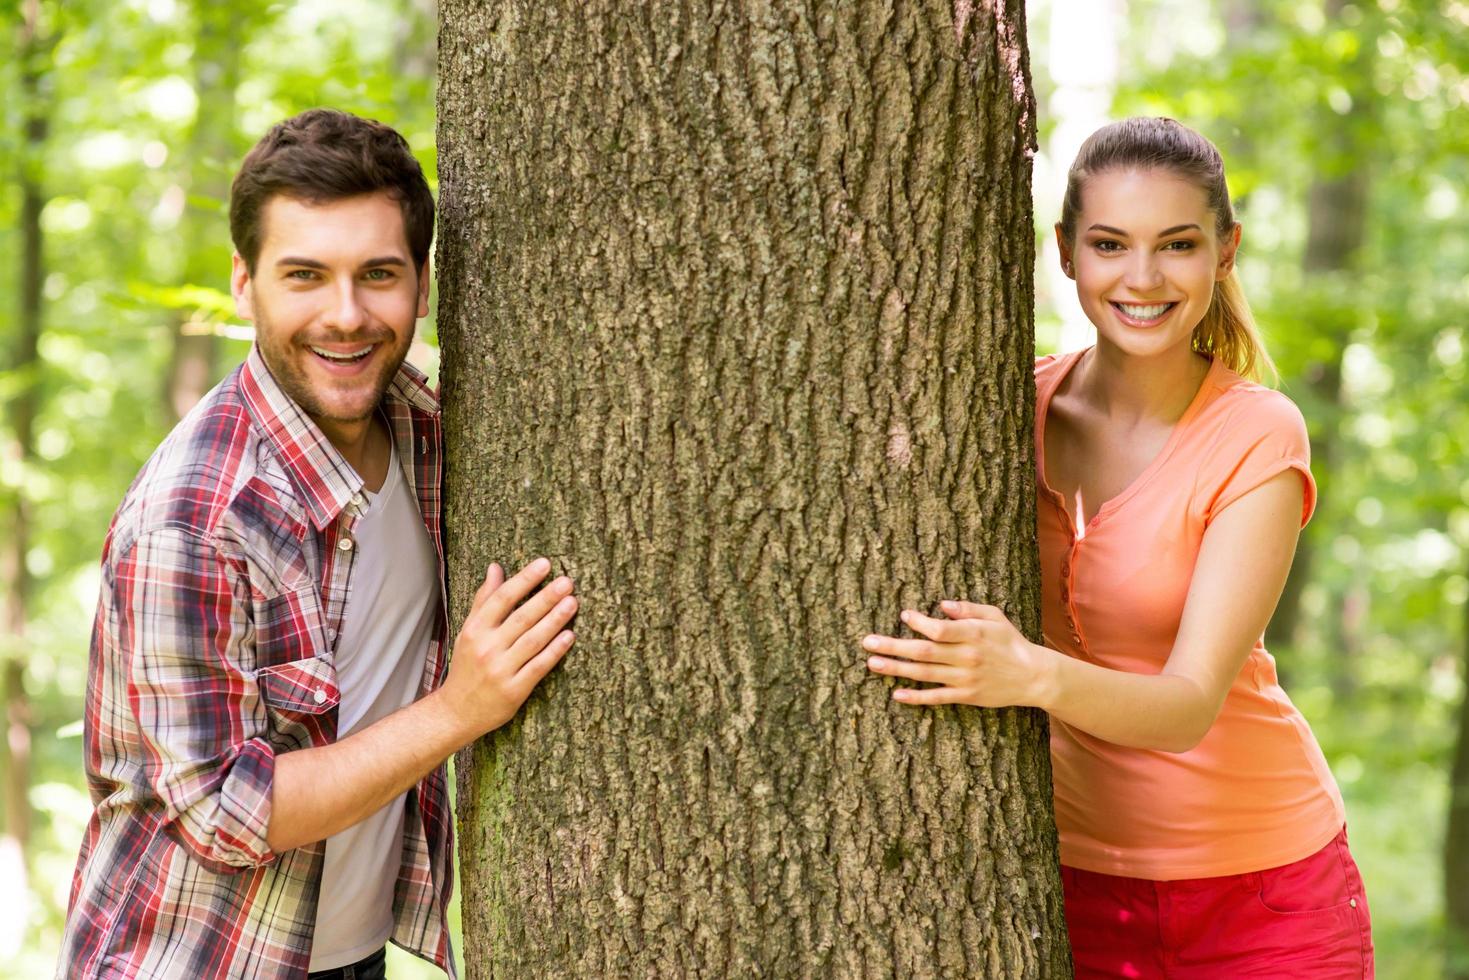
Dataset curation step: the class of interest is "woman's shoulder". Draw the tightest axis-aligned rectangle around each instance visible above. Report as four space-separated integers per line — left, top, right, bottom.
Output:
1189 365 1311 466
1205 367 1308 431
1034 350 1082 386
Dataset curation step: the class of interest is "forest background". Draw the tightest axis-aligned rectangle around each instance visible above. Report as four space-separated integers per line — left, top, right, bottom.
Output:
1 0 1465 977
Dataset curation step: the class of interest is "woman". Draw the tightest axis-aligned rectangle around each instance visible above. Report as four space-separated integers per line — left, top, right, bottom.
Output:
863 117 1373 977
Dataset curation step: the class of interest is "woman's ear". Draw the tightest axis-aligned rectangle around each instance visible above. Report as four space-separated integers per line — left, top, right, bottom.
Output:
1055 223 1074 279
1217 223 1242 280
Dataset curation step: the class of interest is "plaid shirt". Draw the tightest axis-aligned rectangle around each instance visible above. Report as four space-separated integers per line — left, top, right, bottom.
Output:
59 348 455 979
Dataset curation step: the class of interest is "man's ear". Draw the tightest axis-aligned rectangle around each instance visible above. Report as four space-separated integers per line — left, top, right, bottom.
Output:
231 252 255 321
1055 223 1075 279
416 263 431 319
1217 223 1242 280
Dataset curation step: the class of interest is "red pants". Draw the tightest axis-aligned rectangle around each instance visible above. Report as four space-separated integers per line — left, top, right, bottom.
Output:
1062 827 1373 978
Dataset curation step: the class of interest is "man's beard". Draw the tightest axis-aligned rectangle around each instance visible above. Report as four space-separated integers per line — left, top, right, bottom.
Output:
252 306 412 428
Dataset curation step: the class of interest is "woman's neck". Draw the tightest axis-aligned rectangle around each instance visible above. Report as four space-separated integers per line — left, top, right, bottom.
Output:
1075 340 1212 427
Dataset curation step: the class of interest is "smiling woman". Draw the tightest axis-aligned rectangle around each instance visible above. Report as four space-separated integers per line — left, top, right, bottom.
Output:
865 117 1375 979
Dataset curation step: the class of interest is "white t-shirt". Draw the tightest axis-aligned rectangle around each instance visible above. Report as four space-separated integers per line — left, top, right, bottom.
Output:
309 442 440 971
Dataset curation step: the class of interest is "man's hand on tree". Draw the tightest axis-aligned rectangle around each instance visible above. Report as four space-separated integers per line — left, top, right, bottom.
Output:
440 557 578 739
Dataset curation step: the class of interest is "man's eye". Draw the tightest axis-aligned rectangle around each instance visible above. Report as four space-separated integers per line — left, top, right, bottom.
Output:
364 269 393 281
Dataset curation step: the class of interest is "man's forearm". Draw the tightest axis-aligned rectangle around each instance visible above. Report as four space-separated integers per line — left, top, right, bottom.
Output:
266 688 474 854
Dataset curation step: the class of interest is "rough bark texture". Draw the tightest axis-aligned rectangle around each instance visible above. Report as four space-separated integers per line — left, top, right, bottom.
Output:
437 2 1066 976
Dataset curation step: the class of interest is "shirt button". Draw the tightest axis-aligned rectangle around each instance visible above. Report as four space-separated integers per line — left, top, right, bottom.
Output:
337 536 354 552
326 628 337 642
1060 586 1070 601
313 688 327 705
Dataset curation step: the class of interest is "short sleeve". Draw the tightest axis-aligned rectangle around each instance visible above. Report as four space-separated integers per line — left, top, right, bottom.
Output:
1201 391 1316 528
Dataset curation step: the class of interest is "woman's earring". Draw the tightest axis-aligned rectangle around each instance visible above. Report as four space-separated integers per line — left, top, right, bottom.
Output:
1064 261 1073 275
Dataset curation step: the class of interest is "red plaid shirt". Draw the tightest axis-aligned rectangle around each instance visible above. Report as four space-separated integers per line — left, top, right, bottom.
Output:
59 348 455 979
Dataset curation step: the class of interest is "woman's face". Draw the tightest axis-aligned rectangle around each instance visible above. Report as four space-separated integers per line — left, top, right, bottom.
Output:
1058 167 1239 362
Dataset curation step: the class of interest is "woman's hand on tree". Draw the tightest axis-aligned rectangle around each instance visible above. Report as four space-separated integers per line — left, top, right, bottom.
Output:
862 601 1054 709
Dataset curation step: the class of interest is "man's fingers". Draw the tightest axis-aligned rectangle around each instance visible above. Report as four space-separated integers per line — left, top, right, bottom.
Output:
514 629 575 687
496 574 576 645
861 634 954 664
506 593 579 671
468 562 505 617
473 557 552 629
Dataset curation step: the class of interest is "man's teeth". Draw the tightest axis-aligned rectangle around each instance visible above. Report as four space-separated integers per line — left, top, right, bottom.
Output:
1118 303 1172 320
310 345 374 363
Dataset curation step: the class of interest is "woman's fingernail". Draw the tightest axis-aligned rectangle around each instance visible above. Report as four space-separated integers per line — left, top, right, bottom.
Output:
868 657 884 669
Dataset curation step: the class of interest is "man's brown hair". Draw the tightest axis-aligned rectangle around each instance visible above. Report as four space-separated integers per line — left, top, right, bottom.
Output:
229 108 434 273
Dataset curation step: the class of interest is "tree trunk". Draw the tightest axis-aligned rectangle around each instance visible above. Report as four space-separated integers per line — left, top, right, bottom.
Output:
163 0 242 420
1447 554 1469 979
438 2 1066 976
1263 0 1371 656
2 0 51 914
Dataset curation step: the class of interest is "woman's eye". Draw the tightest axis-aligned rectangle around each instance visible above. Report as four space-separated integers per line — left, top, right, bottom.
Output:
1094 240 1122 253
1163 240 1194 251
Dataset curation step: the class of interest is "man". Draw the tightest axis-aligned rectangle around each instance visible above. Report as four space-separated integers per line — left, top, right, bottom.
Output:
58 109 575 979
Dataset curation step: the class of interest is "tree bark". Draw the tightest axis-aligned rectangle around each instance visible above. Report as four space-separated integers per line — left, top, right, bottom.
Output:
438 2 1066 976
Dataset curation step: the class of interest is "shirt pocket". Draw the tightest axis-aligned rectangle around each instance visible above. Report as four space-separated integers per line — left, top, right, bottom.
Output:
253 587 330 670
257 656 339 750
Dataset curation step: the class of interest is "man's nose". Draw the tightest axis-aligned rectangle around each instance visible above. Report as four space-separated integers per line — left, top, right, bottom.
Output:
327 282 368 332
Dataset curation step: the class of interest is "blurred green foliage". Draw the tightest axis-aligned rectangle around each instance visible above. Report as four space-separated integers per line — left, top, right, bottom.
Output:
1 0 1466 978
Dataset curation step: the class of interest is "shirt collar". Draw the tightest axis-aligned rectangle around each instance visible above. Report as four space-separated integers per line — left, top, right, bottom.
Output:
239 346 437 532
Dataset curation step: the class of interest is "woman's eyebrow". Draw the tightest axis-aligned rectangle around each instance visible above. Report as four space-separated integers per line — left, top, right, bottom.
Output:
1085 223 1203 237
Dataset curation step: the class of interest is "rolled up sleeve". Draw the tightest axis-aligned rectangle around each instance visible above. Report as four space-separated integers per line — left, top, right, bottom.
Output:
117 527 278 871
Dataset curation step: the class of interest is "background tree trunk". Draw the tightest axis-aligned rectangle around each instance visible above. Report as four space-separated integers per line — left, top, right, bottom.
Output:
2 0 53 929
162 0 242 421
437 2 1067 976
1264 0 1373 657
1447 555 1469 978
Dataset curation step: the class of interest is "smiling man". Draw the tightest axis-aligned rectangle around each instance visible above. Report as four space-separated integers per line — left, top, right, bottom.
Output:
58 110 576 980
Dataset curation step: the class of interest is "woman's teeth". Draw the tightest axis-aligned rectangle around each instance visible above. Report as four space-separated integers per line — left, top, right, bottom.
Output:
1117 303 1173 320
310 345 374 363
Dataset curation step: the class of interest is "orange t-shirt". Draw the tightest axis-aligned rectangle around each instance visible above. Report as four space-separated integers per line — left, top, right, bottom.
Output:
1036 349 1346 880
